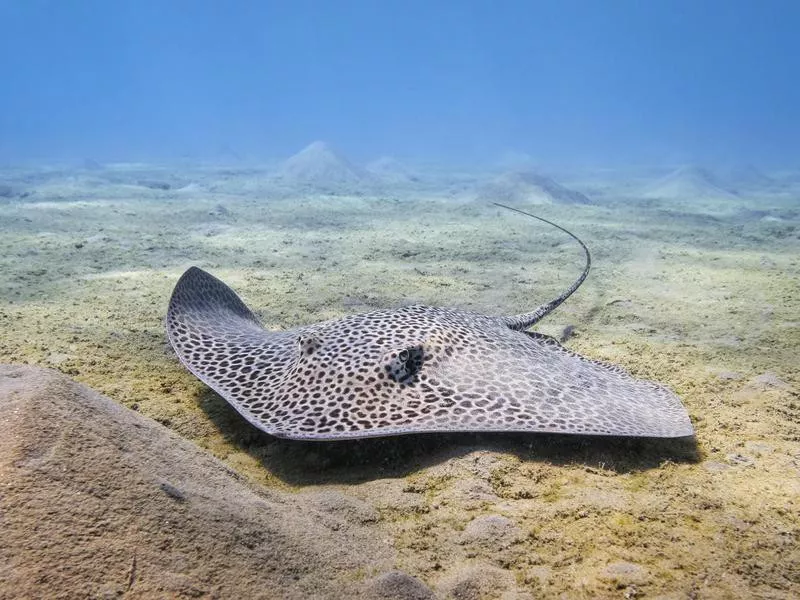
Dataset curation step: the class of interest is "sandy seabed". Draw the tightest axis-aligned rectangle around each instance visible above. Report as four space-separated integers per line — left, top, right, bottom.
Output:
0 164 798 598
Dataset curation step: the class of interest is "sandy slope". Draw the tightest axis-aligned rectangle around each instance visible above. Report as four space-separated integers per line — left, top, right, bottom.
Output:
0 364 419 599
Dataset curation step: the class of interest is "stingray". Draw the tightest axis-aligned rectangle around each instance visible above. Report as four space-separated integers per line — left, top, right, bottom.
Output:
166 204 693 440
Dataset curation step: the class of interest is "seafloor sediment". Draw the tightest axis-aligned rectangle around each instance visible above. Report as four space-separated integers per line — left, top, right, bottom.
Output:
0 164 798 598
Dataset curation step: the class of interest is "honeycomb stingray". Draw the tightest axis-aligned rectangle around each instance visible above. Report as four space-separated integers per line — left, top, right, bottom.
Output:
166 204 694 440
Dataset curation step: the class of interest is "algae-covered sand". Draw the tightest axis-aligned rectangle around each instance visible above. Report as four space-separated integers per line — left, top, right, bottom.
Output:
1 163 798 598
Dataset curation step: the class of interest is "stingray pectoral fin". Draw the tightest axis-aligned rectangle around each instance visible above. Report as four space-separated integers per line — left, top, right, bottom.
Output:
166 267 299 436
491 332 695 438
167 266 263 330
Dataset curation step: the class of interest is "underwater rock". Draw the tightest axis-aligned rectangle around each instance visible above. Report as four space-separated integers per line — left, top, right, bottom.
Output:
0 183 14 198
0 364 394 599
559 324 576 343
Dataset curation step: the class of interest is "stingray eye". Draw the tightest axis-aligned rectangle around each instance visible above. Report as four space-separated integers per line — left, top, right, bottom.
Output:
384 346 424 384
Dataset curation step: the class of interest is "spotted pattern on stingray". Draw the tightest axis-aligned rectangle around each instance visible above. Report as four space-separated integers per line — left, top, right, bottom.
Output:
166 207 694 440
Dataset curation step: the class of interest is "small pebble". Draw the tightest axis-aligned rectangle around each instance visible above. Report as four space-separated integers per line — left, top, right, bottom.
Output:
159 482 187 501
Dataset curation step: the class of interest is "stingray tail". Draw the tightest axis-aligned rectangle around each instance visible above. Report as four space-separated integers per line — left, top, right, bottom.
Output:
492 203 591 330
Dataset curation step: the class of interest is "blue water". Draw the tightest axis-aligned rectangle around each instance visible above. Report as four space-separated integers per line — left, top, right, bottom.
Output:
1 1 799 166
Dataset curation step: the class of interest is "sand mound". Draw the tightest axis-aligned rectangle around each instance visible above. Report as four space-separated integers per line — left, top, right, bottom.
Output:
477 170 593 205
0 364 406 599
642 165 739 201
277 141 371 192
715 163 774 192
365 156 419 185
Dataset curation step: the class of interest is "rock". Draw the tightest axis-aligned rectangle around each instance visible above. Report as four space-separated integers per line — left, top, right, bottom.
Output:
0 364 394 599
559 324 576 343
363 571 436 600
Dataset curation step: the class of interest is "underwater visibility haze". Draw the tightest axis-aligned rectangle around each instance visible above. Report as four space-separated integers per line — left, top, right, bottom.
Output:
0 2 798 598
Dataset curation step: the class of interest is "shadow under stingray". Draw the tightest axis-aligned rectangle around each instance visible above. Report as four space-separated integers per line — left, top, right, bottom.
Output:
196 387 700 487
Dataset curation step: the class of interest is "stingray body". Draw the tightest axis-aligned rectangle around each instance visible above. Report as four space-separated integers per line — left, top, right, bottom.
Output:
166 205 693 440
